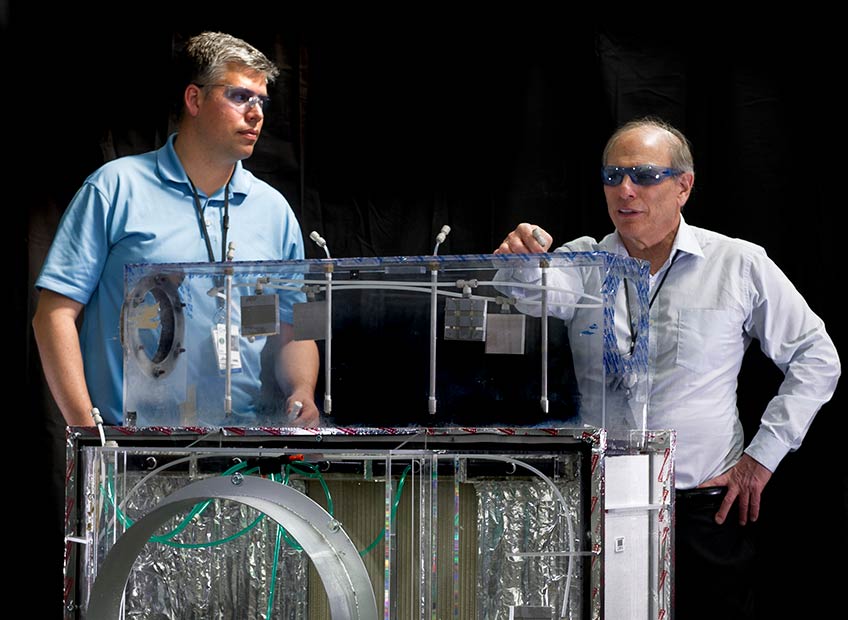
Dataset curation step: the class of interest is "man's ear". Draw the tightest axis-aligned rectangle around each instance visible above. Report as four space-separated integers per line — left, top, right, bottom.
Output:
677 171 694 207
183 84 203 117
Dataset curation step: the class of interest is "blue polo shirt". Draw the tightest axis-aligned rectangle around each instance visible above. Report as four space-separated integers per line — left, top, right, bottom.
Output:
36 133 306 424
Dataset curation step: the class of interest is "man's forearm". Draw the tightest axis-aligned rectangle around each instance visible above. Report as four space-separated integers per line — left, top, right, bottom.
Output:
278 338 319 396
32 293 96 426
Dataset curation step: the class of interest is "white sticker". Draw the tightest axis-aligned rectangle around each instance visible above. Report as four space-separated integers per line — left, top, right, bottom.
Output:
212 323 242 373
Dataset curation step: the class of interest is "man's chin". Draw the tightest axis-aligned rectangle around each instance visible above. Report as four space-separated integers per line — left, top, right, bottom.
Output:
235 145 257 160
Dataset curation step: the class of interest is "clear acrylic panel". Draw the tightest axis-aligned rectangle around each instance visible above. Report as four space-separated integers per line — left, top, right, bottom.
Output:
121 252 651 435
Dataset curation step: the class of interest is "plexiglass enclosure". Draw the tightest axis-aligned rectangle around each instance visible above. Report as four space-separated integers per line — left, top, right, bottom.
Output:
120 252 652 434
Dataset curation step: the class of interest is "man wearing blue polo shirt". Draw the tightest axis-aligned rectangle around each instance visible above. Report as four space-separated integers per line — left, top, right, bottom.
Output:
32 31 320 428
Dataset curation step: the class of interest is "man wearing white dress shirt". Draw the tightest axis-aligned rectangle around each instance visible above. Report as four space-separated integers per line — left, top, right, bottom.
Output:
494 116 840 619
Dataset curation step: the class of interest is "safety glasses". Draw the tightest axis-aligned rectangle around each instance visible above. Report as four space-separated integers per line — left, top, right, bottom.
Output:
601 165 682 186
194 83 271 112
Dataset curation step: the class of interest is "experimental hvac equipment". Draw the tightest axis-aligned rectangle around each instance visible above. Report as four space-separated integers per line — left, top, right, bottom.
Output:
65 248 673 619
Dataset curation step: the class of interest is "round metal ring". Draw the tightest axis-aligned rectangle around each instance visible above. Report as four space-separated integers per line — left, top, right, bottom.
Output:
122 273 186 380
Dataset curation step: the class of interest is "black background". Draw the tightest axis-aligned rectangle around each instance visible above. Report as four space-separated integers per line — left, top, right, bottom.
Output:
14 8 844 618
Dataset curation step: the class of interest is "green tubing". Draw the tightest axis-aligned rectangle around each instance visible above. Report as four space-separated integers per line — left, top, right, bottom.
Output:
266 523 284 617
102 459 413 567
102 460 259 546
284 462 334 515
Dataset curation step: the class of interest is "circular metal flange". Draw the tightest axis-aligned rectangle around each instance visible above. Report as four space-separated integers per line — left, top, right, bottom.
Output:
122 273 185 379
85 475 378 620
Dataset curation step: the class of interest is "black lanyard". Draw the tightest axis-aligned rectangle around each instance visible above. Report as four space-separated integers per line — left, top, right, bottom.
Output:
187 174 232 262
624 249 681 356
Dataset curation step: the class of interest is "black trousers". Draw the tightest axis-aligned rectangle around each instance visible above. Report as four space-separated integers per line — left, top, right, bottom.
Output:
673 487 757 620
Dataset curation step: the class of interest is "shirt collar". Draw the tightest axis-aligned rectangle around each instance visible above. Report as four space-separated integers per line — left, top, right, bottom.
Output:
156 133 249 200
671 215 705 259
603 214 705 262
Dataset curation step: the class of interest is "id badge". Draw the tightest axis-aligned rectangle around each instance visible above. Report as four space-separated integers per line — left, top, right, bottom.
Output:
212 323 243 373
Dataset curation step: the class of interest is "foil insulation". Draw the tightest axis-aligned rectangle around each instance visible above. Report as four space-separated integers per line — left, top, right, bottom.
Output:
83 456 309 619
474 477 584 620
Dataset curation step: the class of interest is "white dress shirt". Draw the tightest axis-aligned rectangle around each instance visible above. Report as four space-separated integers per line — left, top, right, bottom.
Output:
497 216 840 489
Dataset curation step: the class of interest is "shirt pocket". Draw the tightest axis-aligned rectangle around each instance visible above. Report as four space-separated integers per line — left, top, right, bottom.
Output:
676 308 731 373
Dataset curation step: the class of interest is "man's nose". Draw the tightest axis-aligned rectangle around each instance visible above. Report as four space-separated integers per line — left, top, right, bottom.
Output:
617 174 638 196
245 100 265 120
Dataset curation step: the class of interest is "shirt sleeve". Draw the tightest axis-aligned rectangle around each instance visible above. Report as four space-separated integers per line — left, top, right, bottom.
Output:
491 247 589 322
34 181 113 305
743 252 841 471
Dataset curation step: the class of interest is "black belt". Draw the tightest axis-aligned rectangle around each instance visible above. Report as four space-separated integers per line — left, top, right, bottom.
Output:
676 486 725 503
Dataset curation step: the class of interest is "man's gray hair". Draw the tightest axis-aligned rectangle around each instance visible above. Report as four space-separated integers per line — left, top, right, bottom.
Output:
603 116 695 173
184 31 280 86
